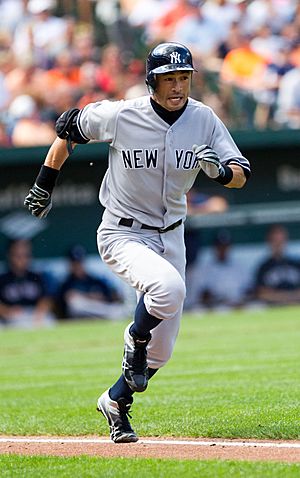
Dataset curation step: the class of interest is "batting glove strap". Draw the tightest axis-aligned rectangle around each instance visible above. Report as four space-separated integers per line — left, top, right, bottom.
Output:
24 183 53 219
213 164 233 185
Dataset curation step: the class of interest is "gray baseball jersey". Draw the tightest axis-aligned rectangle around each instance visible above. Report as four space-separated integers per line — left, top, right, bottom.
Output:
78 96 250 227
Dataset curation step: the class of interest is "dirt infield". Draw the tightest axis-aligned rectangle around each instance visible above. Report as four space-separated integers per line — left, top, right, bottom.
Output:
1 436 300 462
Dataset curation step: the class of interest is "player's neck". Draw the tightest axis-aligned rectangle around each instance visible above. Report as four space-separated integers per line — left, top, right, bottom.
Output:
150 97 188 126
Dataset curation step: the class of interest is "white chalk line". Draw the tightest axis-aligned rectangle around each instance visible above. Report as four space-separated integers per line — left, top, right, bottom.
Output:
0 438 300 449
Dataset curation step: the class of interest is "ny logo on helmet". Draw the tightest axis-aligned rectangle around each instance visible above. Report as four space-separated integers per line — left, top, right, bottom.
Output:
170 52 181 64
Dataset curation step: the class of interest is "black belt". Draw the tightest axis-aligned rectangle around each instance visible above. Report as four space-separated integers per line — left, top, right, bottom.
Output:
119 218 182 233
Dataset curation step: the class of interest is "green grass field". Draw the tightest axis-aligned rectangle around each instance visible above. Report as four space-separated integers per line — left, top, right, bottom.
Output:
0 306 299 477
0 456 300 478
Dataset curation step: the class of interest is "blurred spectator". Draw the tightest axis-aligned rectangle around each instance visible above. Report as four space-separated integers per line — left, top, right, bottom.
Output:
12 0 73 68
94 0 142 55
0 239 56 328
288 42 300 66
279 21 300 50
275 62 300 129
253 45 294 129
275 40 300 129
220 34 268 127
194 229 250 311
245 0 297 34
71 23 100 64
225 0 253 36
57 244 126 320
148 0 203 44
291 3 300 31
95 43 129 99
184 190 228 309
124 80 148 100
94 0 122 43
3 55 45 101
43 81 78 119
0 0 26 34
0 67 9 112
250 25 285 63
253 224 300 306
218 21 245 60
203 0 241 35
220 33 268 91
171 1 227 65
76 61 106 109
0 119 10 146
42 49 80 92
0 0 300 133
0 31 14 110
7 94 56 147
124 0 171 42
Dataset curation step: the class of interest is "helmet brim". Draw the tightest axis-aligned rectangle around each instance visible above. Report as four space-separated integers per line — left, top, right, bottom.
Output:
151 63 196 74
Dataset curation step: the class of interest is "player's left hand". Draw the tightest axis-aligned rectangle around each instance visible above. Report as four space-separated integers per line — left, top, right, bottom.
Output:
193 144 225 179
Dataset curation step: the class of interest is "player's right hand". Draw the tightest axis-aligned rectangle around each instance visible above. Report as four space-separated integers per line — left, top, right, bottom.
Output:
24 184 52 218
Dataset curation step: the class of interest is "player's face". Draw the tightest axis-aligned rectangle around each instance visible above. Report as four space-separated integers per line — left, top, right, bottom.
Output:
153 71 192 111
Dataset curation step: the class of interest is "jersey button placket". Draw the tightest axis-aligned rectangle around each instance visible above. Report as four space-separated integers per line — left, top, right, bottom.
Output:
163 129 173 228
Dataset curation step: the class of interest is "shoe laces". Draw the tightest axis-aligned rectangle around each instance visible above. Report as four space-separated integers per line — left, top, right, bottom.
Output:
118 399 133 422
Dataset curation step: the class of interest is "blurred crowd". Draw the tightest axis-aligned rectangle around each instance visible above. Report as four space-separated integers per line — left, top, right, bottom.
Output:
1 223 300 328
0 239 127 328
1 0 300 149
186 223 300 312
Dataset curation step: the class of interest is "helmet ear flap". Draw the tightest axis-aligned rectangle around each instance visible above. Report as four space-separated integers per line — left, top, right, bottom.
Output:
145 72 156 94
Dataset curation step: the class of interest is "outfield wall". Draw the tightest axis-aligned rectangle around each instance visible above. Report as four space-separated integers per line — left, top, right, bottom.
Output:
1 129 300 258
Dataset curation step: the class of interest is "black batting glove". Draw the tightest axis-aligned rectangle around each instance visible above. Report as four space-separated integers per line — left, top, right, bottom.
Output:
24 184 52 218
193 144 233 185
24 165 59 218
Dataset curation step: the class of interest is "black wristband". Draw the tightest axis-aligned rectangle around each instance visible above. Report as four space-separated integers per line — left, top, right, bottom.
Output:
36 165 59 193
213 164 233 185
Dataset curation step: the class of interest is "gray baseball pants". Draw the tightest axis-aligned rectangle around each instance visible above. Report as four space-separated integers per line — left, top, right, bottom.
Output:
97 209 186 369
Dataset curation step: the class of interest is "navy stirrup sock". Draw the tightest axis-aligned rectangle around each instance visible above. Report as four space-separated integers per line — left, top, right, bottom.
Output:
109 368 159 401
109 295 161 401
130 295 162 338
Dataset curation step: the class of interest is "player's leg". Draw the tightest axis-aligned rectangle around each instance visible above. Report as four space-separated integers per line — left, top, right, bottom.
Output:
96 366 159 443
98 227 185 388
96 223 186 442
98 233 186 323
97 290 163 442
97 310 181 443
144 223 186 369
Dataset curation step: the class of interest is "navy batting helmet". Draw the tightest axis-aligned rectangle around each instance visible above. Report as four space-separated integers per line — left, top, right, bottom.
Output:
146 42 195 92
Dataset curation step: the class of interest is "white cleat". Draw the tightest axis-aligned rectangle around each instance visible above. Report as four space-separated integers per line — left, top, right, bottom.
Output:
97 389 138 443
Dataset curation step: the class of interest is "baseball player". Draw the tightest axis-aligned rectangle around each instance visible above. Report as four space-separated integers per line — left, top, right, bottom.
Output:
24 42 251 443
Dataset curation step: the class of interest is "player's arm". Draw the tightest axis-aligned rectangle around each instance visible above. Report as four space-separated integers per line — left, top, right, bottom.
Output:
24 108 89 218
226 163 247 189
192 144 249 189
44 137 71 170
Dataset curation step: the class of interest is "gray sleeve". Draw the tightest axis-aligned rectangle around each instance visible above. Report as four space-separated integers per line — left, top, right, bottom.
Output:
78 100 124 142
